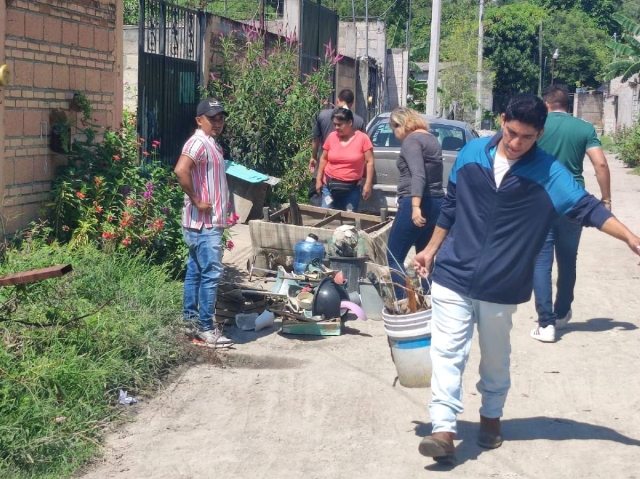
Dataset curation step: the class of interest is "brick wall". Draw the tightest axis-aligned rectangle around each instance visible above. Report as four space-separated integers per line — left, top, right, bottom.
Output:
2 0 123 234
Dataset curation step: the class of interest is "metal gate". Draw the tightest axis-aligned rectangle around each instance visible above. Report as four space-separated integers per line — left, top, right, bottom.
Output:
138 0 205 165
299 0 338 98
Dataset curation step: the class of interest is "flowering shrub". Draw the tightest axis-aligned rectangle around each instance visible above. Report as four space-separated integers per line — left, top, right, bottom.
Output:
206 26 336 202
47 111 236 276
613 124 640 168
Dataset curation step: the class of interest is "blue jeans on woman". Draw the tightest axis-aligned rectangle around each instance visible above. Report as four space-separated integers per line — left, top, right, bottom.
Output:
533 215 583 328
182 226 224 332
321 185 361 211
387 195 443 300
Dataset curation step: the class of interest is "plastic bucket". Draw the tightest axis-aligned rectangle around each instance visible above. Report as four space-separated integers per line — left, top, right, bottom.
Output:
383 308 432 388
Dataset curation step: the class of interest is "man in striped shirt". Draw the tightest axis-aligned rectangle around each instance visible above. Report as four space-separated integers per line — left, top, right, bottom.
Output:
174 98 233 347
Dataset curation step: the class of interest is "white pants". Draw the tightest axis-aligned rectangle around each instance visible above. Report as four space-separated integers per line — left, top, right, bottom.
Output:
429 282 517 434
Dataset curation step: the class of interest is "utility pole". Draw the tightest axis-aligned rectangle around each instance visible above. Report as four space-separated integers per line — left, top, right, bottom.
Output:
538 21 543 96
365 0 369 59
426 0 442 115
259 0 265 31
475 0 485 129
406 0 412 52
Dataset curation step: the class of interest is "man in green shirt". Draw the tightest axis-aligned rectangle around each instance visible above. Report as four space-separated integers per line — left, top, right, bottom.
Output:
530 85 612 343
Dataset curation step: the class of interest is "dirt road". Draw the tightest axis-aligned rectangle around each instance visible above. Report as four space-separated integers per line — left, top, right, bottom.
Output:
82 157 640 479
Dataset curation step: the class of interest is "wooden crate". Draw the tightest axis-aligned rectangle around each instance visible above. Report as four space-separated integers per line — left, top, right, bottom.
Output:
249 203 393 271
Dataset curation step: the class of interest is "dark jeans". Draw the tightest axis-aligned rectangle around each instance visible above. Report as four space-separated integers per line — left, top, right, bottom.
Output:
387 195 443 300
321 185 361 211
533 216 583 328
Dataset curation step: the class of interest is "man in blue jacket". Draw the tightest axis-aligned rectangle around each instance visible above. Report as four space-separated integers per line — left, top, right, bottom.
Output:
413 93 640 465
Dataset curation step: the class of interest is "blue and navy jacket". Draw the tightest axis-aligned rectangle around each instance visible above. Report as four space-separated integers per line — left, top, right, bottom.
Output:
431 132 613 305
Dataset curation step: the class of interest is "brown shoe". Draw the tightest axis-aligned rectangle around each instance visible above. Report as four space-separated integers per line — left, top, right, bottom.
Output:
478 415 503 449
418 432 456 465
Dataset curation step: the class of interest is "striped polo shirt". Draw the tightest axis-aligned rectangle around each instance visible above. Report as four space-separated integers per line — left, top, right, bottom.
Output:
180 129 229 229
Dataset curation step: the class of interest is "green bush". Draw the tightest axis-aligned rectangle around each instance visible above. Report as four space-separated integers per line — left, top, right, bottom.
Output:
205 27 336 203
0 237 185 478
613 124 640 168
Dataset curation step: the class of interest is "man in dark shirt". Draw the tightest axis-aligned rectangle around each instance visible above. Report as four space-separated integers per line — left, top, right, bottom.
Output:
308 89 366 206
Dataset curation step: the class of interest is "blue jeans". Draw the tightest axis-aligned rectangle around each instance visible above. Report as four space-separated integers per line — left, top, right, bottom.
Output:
182 226 224 332
387 195 443 299
321 185 361 211
533 216 582 328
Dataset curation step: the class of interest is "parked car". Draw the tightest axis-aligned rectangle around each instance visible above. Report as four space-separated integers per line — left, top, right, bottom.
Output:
359 113 480 213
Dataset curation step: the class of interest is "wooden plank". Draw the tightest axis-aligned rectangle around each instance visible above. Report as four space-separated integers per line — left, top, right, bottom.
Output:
297 204 382 223
312 212 342 228
268 205 290 221
0 264 73 287
363 219 393 234
289 195 303 226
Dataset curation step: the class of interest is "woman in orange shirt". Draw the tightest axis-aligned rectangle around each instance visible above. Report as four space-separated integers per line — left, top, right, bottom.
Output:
315 108 374 211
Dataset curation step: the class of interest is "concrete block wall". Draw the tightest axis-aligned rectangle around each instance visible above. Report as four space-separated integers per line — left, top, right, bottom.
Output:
386 48 408 110
573 91 604 133
123 25 137 112
2 0 123 234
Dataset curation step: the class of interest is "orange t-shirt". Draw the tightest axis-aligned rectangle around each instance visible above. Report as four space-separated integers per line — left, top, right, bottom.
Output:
322 131 373 182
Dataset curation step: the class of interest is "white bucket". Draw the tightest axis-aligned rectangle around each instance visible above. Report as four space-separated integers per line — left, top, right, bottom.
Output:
383 308 432 388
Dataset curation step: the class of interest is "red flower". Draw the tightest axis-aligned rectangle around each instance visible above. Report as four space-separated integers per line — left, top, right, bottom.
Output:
152 140 161 148
126 199 135 207
226 240 235 250
76 192 86 199
142 151 150 157
232 212 240 222
102 231 115 239
152 218 164 231
107 215 114 222
112 155 121 161
121 237 132 246
96 206 103 214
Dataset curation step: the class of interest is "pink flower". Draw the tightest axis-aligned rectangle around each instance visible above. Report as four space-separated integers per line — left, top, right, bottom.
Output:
232 213 240 221
226 240 234 250
112 155 121 161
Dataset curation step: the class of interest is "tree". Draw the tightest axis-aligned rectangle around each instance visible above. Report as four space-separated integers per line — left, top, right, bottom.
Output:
484 2 546 98
603 13 640 81
543 9 609 88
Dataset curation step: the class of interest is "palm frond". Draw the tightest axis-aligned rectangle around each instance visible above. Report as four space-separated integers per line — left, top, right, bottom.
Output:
621 61 640 82
612 13 640 37
605 41 638 58
603 60 634 81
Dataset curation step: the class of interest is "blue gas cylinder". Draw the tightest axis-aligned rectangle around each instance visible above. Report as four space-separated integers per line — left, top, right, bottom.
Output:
293 234 325 274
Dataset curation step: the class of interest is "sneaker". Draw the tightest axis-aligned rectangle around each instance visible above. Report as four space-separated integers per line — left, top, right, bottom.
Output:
530 324 556 343
196 328 234 347
555 309 572 330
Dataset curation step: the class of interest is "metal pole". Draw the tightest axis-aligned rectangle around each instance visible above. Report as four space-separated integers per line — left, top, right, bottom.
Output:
406 0 412 51
351 0 355 24
538 20 543 96
365 0 369 59
425 0 442 116
475 0 484 129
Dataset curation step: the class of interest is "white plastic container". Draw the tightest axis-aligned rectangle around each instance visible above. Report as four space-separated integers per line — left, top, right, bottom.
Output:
235 312 259 331
383 309 432 388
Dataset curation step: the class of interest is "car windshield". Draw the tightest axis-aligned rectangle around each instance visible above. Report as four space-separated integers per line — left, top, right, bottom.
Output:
370 121 467 151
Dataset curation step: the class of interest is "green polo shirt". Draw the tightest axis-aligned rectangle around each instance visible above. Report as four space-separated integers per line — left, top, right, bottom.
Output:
537 112 601 187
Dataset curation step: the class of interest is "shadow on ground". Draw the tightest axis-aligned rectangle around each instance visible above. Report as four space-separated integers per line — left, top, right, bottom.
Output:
562 317 638 334
412 417 640 469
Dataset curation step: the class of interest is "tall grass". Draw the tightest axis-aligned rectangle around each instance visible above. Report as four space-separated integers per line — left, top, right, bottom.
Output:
0 238 185 478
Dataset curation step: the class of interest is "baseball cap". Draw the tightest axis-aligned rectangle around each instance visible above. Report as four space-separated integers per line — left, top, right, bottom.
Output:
196 98 228 117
